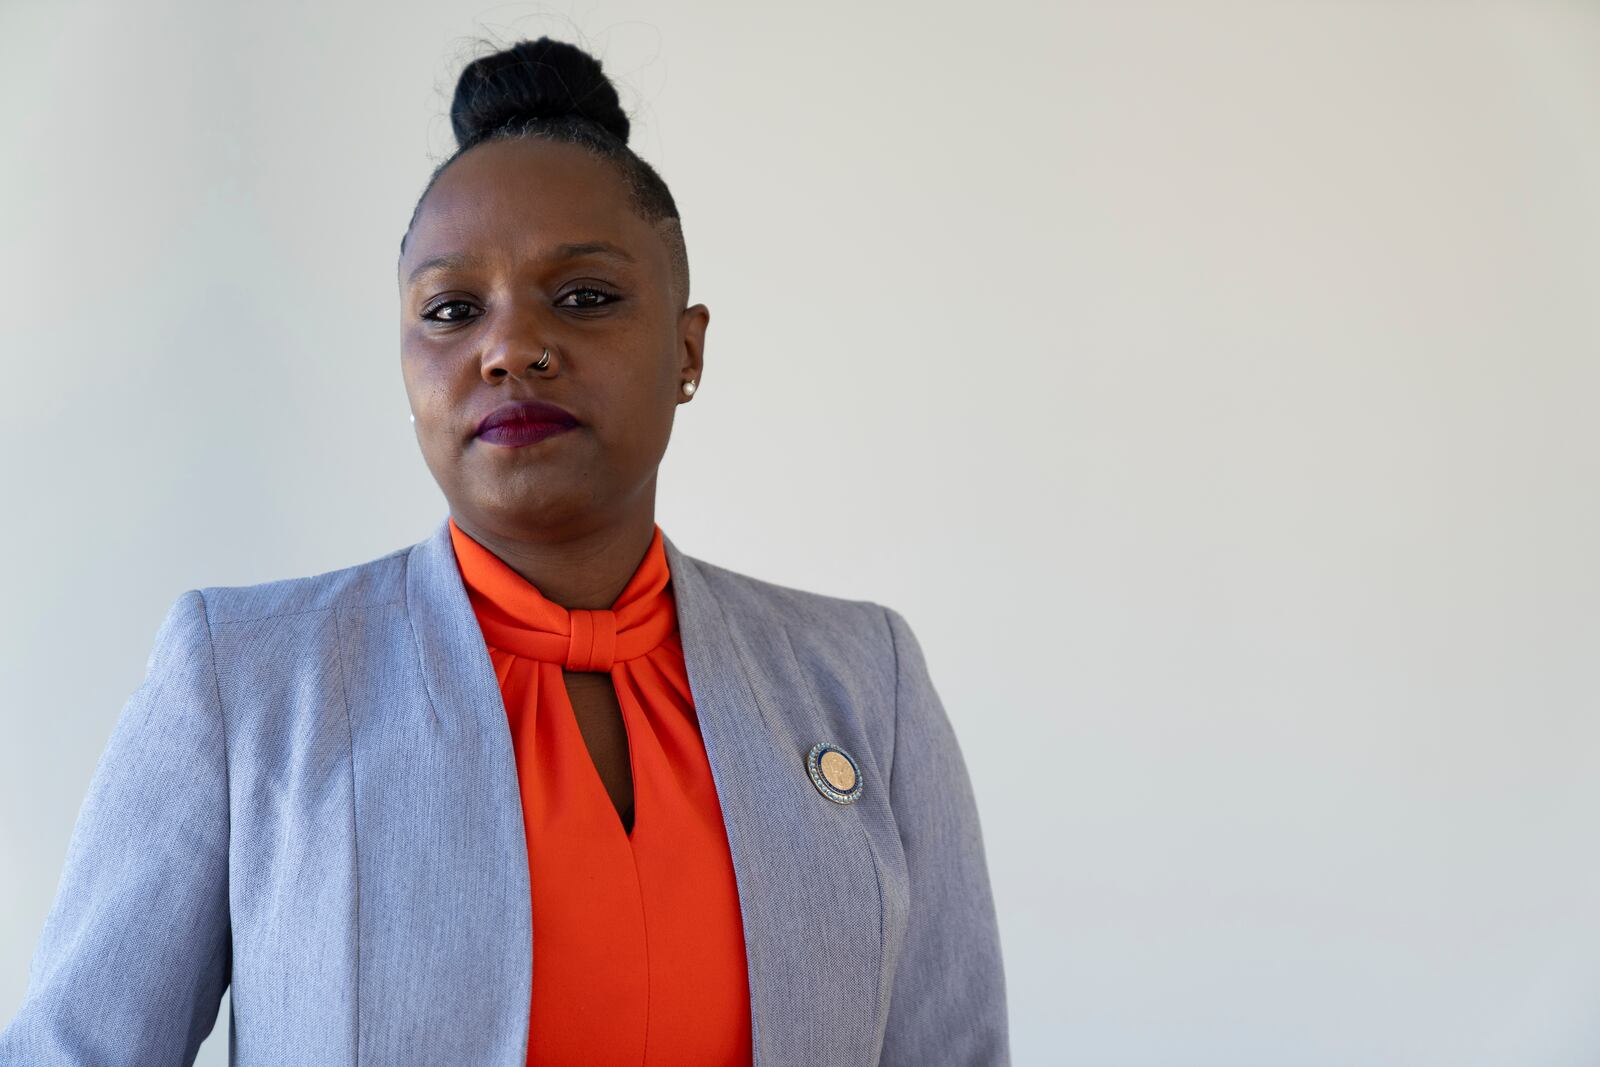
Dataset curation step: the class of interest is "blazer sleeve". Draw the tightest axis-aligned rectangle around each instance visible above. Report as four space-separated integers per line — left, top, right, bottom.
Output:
877 605 1010 1066
0 589 232 1066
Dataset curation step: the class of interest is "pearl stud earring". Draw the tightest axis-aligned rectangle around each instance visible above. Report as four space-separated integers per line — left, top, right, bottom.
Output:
681 379 697 396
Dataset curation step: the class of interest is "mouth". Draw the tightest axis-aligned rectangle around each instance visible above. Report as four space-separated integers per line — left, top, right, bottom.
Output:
476 420 578 448
474 399 580 448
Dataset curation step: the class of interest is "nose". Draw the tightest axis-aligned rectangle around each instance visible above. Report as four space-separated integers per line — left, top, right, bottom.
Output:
478 300 553 382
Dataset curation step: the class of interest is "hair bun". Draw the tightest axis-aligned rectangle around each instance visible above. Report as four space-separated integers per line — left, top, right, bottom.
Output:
450 37 630 150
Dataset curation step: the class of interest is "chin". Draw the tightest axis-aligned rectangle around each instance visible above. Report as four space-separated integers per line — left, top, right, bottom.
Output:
468 482 606 530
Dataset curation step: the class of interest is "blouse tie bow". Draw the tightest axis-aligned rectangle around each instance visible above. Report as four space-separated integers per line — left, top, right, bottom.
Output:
451 525 679 673
476 603 677 672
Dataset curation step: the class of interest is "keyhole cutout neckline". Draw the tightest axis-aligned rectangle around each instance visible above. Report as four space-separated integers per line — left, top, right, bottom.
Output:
446 517 678 842
560 667 636 837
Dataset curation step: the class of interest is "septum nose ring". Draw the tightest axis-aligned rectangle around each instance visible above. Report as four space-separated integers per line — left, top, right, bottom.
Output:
410 348 552 425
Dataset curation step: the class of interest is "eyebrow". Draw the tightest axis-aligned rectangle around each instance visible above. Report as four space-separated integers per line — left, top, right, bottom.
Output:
405 241 636 285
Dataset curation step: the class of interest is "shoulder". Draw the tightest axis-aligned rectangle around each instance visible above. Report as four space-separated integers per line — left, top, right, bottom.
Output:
680 551 895 644
190 542 412 627
672 551 929 711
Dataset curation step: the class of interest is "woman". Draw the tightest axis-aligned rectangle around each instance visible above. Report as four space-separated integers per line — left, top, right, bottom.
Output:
0 37 1007 1067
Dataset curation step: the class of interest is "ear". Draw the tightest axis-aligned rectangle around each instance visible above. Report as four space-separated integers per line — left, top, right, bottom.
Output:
676 303 709 402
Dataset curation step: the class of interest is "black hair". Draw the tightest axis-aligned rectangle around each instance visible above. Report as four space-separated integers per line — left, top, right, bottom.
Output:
399 36 690 310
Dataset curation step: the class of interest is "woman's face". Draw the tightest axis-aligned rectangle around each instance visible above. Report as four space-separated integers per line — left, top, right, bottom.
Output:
398 137 707 540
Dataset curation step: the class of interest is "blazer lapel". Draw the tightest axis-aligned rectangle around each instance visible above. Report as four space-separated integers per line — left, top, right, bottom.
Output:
664 534 893 1067
344 516 533 1065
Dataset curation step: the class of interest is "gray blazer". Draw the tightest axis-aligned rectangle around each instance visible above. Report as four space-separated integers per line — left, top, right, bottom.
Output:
0 515 1008 1066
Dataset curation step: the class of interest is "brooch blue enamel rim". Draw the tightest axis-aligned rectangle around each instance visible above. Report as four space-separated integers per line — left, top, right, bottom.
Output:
806 740 864 805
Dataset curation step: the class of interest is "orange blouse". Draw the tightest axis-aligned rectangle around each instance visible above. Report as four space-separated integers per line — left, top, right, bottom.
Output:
447 517 753 1066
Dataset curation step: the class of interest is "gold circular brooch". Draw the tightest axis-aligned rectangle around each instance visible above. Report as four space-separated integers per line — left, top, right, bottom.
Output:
806 741 864 805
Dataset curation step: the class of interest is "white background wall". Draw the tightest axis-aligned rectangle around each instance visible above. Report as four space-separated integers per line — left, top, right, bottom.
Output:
3 2 1598 1064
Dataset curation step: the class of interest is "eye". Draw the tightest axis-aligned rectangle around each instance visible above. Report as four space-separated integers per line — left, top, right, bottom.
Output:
558 286 622 310
421 299 479 324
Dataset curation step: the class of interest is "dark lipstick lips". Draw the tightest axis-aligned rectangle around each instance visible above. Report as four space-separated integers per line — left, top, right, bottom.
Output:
475 400 579 446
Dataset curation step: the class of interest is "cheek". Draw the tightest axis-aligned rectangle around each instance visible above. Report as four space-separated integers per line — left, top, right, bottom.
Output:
599 379 676 454
400 351 456 413
398 349 431 403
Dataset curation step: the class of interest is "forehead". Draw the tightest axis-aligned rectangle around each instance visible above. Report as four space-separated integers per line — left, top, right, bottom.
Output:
401 138 656 280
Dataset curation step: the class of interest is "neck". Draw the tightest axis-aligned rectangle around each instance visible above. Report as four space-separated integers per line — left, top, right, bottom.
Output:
450 494 659 611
